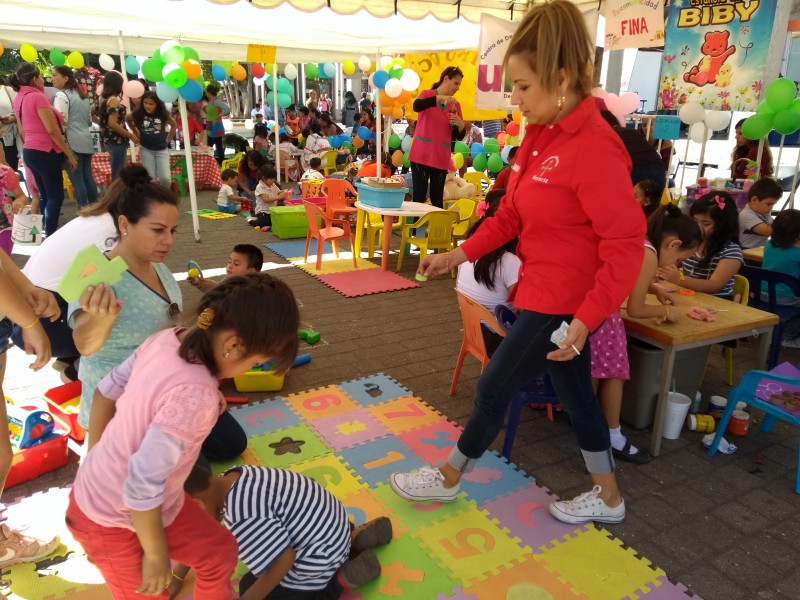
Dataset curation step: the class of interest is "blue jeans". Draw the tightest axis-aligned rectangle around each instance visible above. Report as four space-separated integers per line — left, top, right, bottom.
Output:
106 143 128 182
23 147 64 236
66 152 98 208
448 310 614 475
139 147 171 187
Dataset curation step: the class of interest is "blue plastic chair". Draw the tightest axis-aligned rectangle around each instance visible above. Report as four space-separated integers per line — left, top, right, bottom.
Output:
739 265 800 369
707 369 800 494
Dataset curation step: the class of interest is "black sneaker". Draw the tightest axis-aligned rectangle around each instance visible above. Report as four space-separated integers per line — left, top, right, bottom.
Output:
339 549 381 589
352 517 392 553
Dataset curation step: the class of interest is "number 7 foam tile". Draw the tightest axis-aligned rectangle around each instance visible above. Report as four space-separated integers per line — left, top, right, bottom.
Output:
366 395 442 434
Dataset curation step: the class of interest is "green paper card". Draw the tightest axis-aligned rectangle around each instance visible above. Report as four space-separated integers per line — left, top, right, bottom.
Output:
57 245 128 302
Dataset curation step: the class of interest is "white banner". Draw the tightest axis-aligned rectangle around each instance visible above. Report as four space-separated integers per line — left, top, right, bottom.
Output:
476 14 517 110
603 0 665 50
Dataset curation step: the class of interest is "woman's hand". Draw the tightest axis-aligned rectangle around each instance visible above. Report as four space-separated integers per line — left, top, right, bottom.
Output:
11 196 28 214
21 321 51 370
449 115 464 129
652 283 675 307
79 283 122 319
436 95 454 106
137 552 172 596
66 152 77 171
129 133 140 146
664 305 682 323
546 318 589 362
655 265 680 283
418 248 467 278
26 287 60 321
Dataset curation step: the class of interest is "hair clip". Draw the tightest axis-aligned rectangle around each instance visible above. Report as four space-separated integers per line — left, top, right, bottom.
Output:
476 200 489 219
713 195 726 211
197 308 215 330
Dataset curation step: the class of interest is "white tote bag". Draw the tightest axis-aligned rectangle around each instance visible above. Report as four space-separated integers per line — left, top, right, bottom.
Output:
11 209 44 245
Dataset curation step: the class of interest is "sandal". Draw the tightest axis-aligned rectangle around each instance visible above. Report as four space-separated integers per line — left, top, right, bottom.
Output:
612 440 651 465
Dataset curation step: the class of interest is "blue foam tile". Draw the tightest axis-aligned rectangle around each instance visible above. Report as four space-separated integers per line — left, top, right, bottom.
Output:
339 436 422 487
458 451 533 507
338 373 412 407
229 398 301 438
265 240 332 259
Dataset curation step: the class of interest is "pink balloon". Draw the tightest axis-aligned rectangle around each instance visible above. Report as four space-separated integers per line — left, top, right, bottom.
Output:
367 72 376 90
123 80 145 99
95 83 104 97
604 92 620 112
591 86 608 100
618 92 640 115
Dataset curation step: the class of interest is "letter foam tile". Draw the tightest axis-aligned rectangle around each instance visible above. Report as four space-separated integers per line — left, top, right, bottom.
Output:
338 373 412 407
283 385 358 422
398 418 462 465
247 423 332 469
228 398 301 437
340 435 432 487
366 395 442 434
291 453 367 499
535 525 665 600
458 452 532 507
308 407 390 451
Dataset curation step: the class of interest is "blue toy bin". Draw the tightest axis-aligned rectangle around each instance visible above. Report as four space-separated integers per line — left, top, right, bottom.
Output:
355 182 408 209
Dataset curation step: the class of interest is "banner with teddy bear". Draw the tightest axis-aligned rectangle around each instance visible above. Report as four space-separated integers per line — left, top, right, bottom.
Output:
657 0 778 112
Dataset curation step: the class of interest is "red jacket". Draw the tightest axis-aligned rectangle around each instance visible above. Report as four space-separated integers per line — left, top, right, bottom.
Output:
460 96 645 331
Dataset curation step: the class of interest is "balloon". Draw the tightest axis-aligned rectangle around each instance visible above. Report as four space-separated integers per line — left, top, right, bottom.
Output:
402 152 410 168
391 150 404 167
305 63 318 79
765 77 797 113
0 42 3 57
98 53 114 71
367 72 376 90
757 100 776 115
223 119 233 132
501 145 515 163
391 105 403 119
397 89 412 104
452 153 464 170
401 136 412 152
380 55 393 70
20 44 37 62
488 153 504 173
511 109 521 124
244 119 255 130
156 81 179 103
122 80 145 99
704 110 731 131
357 126 371 140
470 142 485 158
679 101 705 125
330 135 342 149
284 64 298 80
211 64 227 81
741 113 774 140
618 92 640 115
183 47 199 61
323 62 336 79
142 58 165 82
358 55 371 72
380 105 393 116
378 90 393 107
352 137 364 149
773 109 800 135
205 105 220 121
220 61 232 76
506 135 519 146
163 64 187 88
496 132 507 146
400 70 420 92
341 141 354 154
388 65 403 80
264 75 275 90
472 153 488 172
277 78 293 94
160 40 185 65
385 79 402 98
50 49 66 66
183 59 201 80
277 93 292 109
389 133 401 149
266 91 275 105
454 141 470 156
688 122 710 144
343 60 355 76
125 55 140 75
67 52 84 69
483 138 499 154
506 122 520 136
372 70 390 90
790 98 800 115
394 57 405 68
231 64 247 81
251 63 265 79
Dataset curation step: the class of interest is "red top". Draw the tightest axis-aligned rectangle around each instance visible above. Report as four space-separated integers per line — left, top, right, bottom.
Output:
460 96 646 331
493 166 511 191
409 88 462 171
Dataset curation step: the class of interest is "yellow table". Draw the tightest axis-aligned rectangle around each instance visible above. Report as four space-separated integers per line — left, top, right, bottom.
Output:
621 288 778 456
743 246 764 264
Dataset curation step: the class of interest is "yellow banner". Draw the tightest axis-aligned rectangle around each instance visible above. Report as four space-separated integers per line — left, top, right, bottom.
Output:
404 50 507 122
246 44 277 65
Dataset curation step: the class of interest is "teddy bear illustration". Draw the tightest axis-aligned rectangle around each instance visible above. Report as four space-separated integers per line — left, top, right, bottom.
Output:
683 30 735 86
715 63 733 87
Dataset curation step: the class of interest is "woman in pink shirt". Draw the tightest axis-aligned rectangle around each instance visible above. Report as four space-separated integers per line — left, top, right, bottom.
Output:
66 274 300 599
10 62 76 236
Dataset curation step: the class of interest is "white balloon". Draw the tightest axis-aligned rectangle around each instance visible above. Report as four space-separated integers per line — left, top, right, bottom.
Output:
385 78 403 98
223 118 233 132
358 55 371 72
283 64 298 80
380 55 393 70
99 53 115 71
400 69 420 92
704 110 731 131
679 101 706 125
688 122 711 144
244 119 254 130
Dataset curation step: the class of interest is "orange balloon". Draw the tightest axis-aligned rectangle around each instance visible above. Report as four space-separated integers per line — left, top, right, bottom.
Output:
378 90 393 107
391 105 403 119
352 136 365 149
231 64 247 81
183 59 201 80
506 122 520 137
396 89 412 104
380 105 393 116
391 150 404 167
512 109 521 124
496 132 507 147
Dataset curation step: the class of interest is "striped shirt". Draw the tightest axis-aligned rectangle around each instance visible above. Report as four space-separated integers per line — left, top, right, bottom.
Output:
681 241 744 298
223 466 351 590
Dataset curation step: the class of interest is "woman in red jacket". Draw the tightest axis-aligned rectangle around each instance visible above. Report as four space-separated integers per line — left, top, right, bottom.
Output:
389 0 646 525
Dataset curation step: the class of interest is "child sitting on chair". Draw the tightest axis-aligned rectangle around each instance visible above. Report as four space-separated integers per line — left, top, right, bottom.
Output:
217 169 248 214
301 157 325 182
248 166 290 230
190 244 263 291
177 464 392 600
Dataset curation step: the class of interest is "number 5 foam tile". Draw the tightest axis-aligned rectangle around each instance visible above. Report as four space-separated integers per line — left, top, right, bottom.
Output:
535 526 665 600
309 407 390 451
366 396 442 435
480 484 589 554
338 373 413 407
291 453 367 498
283 385 358 422
247 423 332 469
624 576 704 600
371 482 475 534
458 452 532 507
411 507 529 586
398 418 462 465
229 398 301 438
340 435 429 487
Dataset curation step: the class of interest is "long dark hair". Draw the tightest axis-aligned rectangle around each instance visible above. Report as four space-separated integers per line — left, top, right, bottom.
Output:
690 191 740 266
468 189 517 289
732 117 774 176
100 70 124 114
8 62 39 91
131 91 169 127
52 66 85 99
770 209 800 249
434 66 464 88
646 204 702 256
106 166 179 234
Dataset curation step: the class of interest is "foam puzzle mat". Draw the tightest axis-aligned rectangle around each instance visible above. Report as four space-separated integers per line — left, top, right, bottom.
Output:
1 374 701 600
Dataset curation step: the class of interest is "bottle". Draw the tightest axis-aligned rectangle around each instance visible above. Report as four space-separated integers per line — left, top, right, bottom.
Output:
692 391 703 414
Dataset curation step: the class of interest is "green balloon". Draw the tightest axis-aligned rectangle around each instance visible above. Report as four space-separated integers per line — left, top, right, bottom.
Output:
388 133 401 149
277 93 292 109
487 153 504 173
741 113 774 140
162 45 184 65
388 65 403 80
773 109 800 135
265 75 275 90
164 66 187 88
305 63 318 79
142 58 166 82
183 46 199 61
472 153 488 172
765 77 797 113
402 152 410 168
454 141 470 156
277 78 293 94
790 98 800 115
756 100 775 115
153 49 162 62
341 141 354 154
50 49 66 66
483 138 499 154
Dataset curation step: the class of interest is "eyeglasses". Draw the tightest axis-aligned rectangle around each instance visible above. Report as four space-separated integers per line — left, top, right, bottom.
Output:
167 302 181 319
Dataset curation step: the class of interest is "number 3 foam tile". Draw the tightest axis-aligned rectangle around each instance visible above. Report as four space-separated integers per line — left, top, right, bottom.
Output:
310 407 390 451
366 396 442 435
229 398 301 437
411 507 529 587
338 373 413 407
247 423 332 469
459 452 532 507
340 435 425 487
284 385 358 422
399 418 462 465
291 453 366 498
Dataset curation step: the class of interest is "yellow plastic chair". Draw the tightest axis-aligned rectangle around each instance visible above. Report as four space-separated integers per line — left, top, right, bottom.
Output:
220 152 244 172
362 212 403 258
724 274 750 385
62 170 75 203
396 210 458 272
464 171 492 194
449 198 478 244
319 150 339 176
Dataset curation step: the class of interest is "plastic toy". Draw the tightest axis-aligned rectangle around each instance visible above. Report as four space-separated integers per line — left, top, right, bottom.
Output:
57 245 128 302
415 273 428 282
225 396 249 405
298 328 321 345
6 402 56 449
187 260 203 284
291 353 312 367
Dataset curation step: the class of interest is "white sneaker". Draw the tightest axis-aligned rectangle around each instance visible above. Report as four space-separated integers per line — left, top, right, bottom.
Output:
389 468 460 502
548 485 625 524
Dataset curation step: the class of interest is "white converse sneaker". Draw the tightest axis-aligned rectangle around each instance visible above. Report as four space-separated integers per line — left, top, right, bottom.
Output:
548 485 625 524
389 468 460 502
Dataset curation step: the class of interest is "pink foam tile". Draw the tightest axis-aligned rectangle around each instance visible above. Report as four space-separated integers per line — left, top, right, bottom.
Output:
310 407 390 451
317 269 419 297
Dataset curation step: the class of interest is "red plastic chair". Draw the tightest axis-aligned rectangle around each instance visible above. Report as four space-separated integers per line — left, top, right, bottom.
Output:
321 179 358 221
302 200 357 271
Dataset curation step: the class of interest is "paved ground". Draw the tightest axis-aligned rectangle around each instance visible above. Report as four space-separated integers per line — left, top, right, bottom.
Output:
5 191 800 600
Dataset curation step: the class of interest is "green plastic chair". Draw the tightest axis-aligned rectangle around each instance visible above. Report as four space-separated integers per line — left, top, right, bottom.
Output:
171 157 189 197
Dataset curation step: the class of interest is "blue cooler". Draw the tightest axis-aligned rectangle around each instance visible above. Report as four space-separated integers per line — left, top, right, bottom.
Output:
355 181 407 209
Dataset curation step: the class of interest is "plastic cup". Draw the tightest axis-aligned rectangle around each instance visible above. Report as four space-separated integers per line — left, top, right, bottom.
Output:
663 392 692 439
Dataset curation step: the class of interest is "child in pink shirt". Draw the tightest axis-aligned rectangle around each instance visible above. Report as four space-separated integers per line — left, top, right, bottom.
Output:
65 274 300 599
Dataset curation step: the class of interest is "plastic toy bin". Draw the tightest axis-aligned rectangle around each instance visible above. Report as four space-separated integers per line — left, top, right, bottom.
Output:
355 182 407 209
43 380 86 442
270 205 308 239
4 413 70 490
233 369 286 393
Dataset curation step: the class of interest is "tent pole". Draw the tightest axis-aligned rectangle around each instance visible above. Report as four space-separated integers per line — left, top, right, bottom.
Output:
178 97 201 242
678 138 690 192
697 123 709 179
755 138 765 180
790 149 800 210
273 63 281 184
776 134 785 177
117 32 137 162
375 52 381 179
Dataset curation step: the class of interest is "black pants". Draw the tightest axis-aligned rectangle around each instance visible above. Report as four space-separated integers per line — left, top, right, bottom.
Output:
249 212 272 228
410 162 447 208
209 136 224 165
239 571 342 600
3 143 19 171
